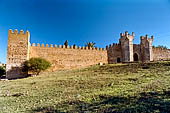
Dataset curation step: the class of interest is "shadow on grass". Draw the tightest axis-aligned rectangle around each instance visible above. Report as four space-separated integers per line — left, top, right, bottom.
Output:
31 90 170 113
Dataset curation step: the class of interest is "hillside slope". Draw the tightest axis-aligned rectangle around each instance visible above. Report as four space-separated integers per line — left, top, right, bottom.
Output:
0 62 170 113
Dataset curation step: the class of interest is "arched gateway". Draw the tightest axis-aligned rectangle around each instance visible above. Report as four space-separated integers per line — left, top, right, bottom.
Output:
134 53 139 62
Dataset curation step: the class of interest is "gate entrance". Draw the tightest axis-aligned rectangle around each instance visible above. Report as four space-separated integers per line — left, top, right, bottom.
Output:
117 58 121 63
134 53 139 62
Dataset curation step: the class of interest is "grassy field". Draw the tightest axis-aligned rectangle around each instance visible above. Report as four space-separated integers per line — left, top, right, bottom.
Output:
0 62 170 113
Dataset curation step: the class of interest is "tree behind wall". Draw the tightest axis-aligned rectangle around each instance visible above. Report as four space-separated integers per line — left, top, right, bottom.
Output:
64 40 68 48
86 42 96 49
153 45 168 50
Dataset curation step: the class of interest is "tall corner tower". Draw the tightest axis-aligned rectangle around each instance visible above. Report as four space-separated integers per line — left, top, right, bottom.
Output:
119 31 135 62
140 35 154 62
6 29 30 79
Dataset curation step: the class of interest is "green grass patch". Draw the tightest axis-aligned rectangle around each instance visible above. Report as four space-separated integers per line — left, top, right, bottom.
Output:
0 62 170 113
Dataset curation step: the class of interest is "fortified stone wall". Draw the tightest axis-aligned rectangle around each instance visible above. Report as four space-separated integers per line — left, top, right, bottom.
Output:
29 43 108 71
107 43 121 63
6 29 170 79
153 48 170 61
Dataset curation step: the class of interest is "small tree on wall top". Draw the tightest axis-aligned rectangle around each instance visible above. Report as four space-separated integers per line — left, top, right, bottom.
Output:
64 40 68 48
23 58 51 75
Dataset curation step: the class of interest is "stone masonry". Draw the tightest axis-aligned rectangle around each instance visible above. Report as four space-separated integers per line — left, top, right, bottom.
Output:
6 29 170 79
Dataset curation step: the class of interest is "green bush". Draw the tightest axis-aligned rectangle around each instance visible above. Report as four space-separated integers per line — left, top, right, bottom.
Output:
23 58 51 75
0 66 6 77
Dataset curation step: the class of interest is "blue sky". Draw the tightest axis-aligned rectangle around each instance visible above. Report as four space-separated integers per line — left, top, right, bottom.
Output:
0 0 170 63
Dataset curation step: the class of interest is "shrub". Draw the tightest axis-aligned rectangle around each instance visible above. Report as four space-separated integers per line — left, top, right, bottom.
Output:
0 66 6 77
23 58 51 75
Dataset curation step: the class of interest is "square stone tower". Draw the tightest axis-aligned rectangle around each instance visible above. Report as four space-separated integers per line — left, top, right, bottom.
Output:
6 29 30 79
140 35 154 62
119 31 135 62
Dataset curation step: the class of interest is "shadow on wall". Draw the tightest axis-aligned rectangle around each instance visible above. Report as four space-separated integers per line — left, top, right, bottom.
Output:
6 67 29 80
30 91 170 113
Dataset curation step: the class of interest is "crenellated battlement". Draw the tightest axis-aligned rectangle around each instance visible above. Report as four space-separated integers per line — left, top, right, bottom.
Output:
106 43 120 50
31 43 106 51
120 31 135 38
140 35 154 44
8 29 30 37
